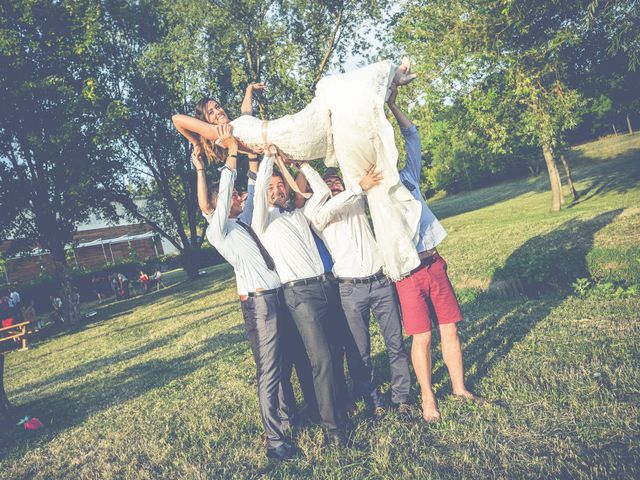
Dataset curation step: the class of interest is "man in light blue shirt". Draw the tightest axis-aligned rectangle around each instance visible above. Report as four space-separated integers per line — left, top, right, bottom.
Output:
389 83 486 423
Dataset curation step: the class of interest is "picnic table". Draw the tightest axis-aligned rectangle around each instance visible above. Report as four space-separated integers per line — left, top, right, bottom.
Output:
0 321 30 351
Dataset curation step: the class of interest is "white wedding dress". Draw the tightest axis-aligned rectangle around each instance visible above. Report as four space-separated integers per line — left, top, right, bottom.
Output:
231 60 421 279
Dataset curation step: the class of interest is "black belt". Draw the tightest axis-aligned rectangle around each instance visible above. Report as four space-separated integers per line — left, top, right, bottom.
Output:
247 288 280 298
338 269 386 284
283 273 332 288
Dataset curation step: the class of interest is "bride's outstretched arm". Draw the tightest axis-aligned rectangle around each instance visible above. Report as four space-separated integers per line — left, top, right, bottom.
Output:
172 114 224 145
240 83 266 116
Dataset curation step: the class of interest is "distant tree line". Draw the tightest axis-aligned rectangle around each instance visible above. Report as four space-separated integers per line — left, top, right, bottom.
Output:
393 0 640 208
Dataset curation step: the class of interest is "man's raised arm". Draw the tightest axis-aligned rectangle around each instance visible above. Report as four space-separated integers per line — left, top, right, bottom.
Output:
303 165 382 230
388 85 422 186
203 140 239 242
238 158 259 225
251 153 275 235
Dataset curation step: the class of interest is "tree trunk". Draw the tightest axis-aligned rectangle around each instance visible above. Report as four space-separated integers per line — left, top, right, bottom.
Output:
50 244 80 323
627 114 633 134
560 153 579 201
612 123 618 136
554 166 565 205
181 245 201 280
542 143 563 212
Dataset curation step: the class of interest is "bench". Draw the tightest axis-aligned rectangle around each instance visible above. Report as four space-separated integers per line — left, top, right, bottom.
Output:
0 321 30 351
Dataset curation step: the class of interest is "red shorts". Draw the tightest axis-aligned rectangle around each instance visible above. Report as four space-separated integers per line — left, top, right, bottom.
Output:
395 254 462 335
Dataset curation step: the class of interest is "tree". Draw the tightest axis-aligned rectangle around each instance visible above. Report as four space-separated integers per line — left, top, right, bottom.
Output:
97 0 390 279
395 0 593 211
0 0 124 322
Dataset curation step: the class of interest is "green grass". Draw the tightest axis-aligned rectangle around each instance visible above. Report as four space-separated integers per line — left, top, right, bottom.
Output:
1 134 639 479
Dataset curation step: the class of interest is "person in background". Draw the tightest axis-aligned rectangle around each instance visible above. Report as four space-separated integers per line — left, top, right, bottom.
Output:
139 271 150 294
0 290 11 323
9 287 20 310
152 269 164 291
22 301 39 330
92 276 104 303
109 273 120 300
50 296 63 323
72 287 81 311
116 272 129 299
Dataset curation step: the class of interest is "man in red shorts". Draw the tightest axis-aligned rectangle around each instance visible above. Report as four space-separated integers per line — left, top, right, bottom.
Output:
387 82 486 423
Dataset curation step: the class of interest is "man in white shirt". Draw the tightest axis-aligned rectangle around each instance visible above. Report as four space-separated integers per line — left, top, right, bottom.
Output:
388 83 485 423
193 128 297 460
252 153 347 447
302 164 413 419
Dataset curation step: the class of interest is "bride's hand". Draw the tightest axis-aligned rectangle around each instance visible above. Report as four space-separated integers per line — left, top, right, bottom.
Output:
359 165 384 191
247 82 266 92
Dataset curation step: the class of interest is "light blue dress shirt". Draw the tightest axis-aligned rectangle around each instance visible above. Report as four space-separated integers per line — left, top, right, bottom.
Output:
398 125 447 252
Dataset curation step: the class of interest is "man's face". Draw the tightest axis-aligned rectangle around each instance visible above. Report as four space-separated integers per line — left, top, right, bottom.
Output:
205 100 229 125
268 175 288 207
324 175 345 197
213 189 244 217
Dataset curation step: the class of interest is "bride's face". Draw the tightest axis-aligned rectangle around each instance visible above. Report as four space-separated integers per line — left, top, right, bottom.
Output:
205 100 229 125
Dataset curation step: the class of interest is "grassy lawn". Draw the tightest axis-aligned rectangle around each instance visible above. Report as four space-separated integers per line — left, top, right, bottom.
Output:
1 134 639 479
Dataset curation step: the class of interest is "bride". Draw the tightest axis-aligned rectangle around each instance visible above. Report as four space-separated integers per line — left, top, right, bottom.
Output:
172 59 422 280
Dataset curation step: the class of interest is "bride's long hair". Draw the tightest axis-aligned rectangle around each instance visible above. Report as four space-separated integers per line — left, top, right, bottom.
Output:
195 97 227 164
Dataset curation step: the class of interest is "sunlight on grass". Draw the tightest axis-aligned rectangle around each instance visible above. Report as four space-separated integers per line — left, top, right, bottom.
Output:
1 135 639 479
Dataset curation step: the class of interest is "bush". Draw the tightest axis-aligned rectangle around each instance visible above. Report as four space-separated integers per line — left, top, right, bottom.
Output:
587 246 640 286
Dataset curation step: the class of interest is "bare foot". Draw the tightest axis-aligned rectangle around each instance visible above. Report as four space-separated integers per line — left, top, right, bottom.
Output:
421 396 441 423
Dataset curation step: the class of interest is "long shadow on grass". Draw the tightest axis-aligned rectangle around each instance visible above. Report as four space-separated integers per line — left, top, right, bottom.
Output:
0 322 248 455
431 149 638 220
370 209 622 401
6 305 237 399
569 148 640 206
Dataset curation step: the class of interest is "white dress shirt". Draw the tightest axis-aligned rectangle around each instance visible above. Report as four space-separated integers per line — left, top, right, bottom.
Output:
204 166 281 295
252 156 329 284
399 125 448 252
303 165 383 278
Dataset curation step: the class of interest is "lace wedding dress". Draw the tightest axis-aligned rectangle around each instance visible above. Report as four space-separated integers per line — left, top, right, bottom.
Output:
231 60 421 279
